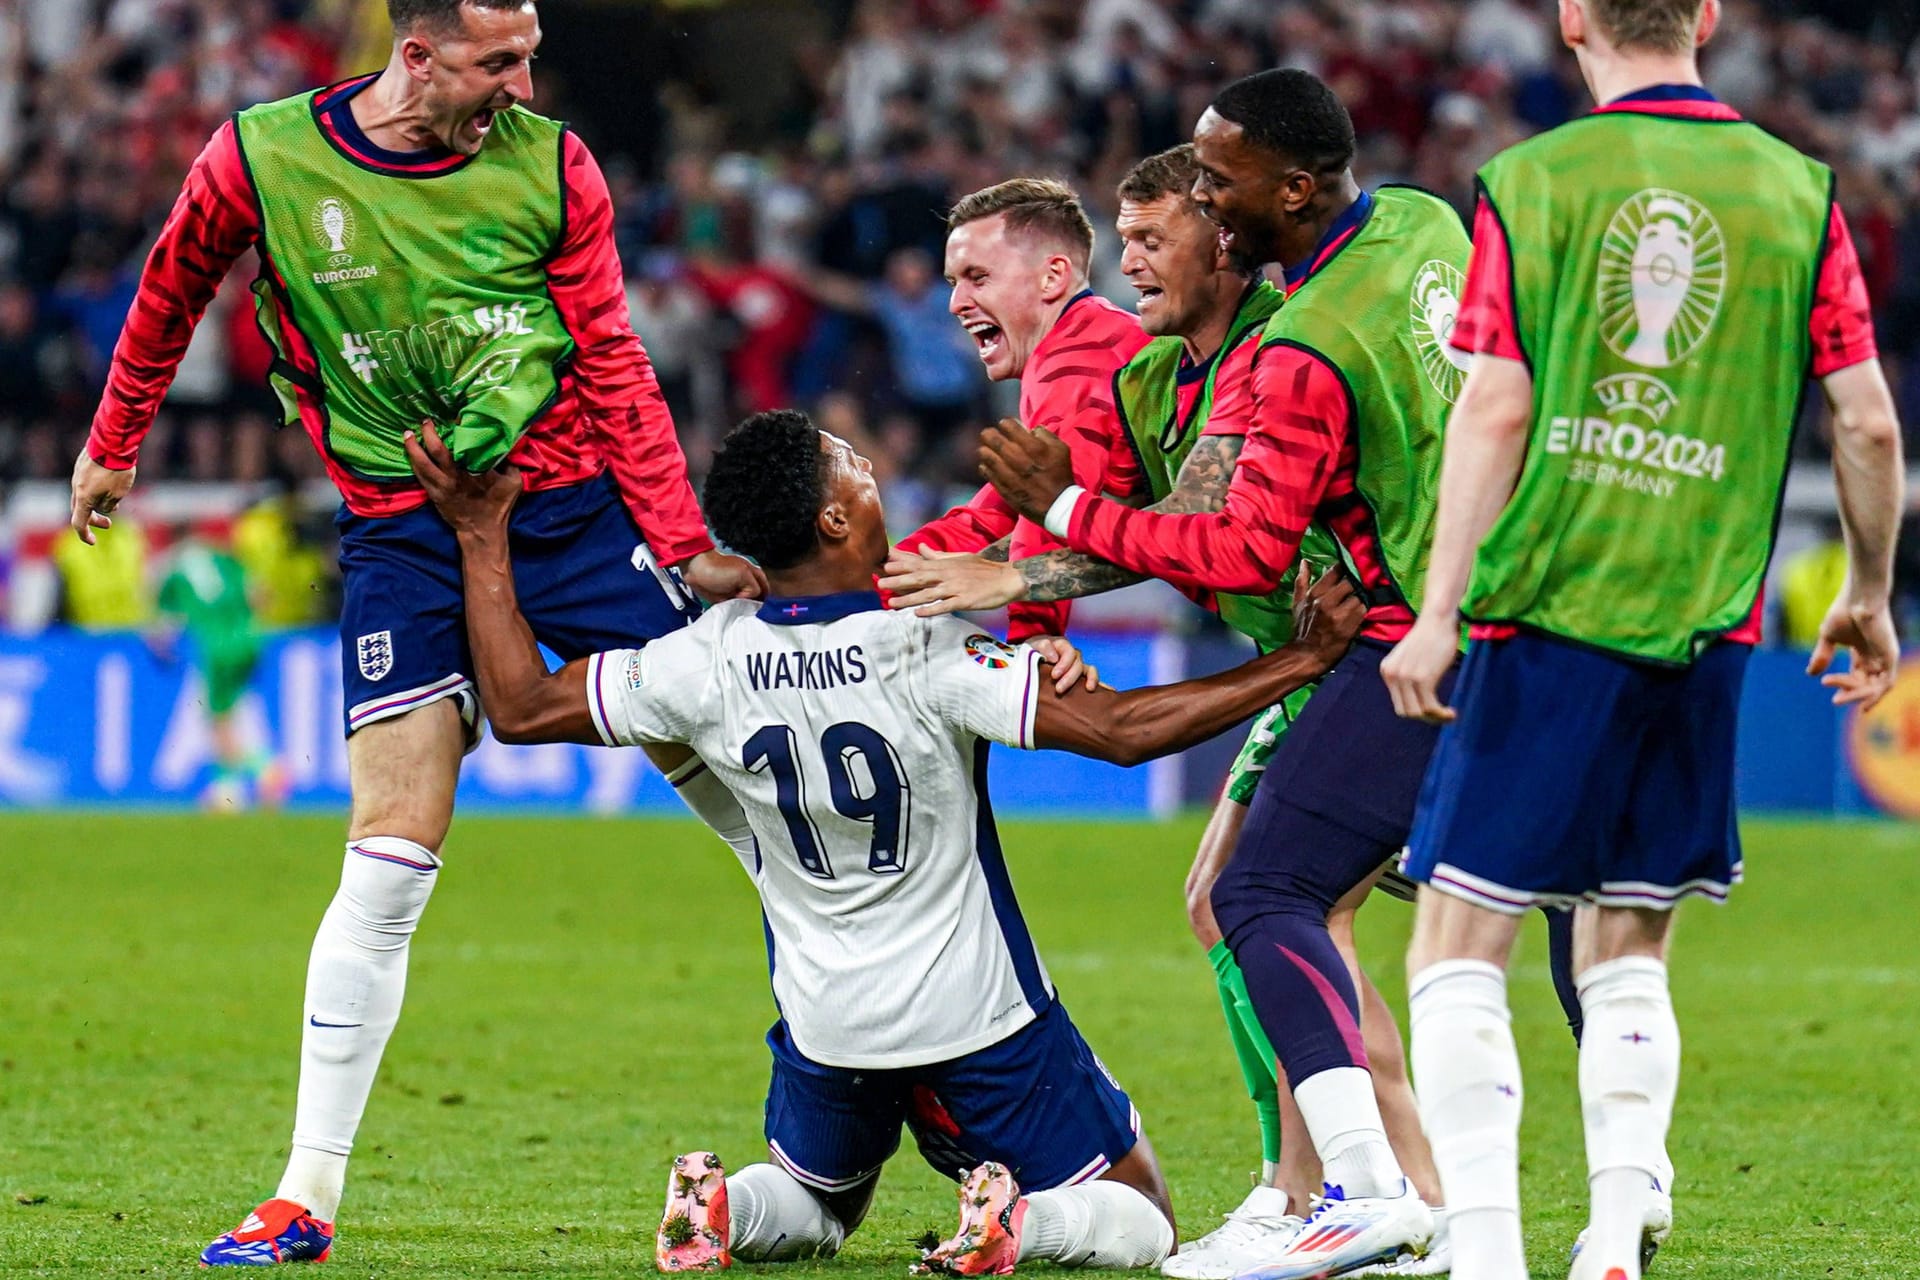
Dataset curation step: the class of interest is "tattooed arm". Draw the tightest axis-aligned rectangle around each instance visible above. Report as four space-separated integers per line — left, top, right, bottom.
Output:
884 435 1247 612
1017 435 1244 600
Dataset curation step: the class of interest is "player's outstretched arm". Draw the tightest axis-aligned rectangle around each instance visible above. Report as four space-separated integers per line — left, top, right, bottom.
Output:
1032 565 1362 766
72 122 258 544
405 423 602 746
1809 359 1905 710
880 435 1238 614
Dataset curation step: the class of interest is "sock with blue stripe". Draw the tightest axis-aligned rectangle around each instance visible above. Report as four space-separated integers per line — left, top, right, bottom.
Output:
277 837 441 1220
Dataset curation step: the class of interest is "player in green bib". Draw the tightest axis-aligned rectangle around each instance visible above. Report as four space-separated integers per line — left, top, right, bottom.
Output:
976 70 1476 1278
1381 4 1904 1280
67 1 765 1266
154 541 290 810
880 145 1441 1275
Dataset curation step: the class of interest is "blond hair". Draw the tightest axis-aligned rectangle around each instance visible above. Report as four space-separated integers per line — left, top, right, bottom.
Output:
947 178 1095 268
1589 0 1705 55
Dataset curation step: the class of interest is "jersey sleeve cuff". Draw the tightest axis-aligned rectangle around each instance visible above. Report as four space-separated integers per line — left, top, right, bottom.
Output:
1017 646 1042 750
86 433 139 471
585 651 619 746
1042 485 1086 539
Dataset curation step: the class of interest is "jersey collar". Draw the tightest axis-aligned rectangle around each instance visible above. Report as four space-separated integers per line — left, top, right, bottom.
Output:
311 74 475 178
1282 189 1374 292
1177 279 1263 384
758 590 887 625
1592 83 1741 121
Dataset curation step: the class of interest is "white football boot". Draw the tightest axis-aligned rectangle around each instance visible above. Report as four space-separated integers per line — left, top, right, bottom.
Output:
1571 1176 1673 1276
1350 1206 1450 1276
1230 1181 1432 1280
1161 1186 1306 1280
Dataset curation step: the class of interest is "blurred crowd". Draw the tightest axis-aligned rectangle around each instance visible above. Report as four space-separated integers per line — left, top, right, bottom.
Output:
4 0 1920 635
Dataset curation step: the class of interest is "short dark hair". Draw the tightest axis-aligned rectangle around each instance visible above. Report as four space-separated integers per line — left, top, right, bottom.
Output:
1210 69 1355 176
948 178 1095 269
1117 144 1201 206
1590 0 1704 54
703 410 828 571
388 0 532 34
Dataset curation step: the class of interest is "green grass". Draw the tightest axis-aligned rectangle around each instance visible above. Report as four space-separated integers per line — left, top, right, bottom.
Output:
0 814 1916 1276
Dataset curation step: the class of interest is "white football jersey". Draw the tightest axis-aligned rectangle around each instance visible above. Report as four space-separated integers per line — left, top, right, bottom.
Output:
587 591 1053 1069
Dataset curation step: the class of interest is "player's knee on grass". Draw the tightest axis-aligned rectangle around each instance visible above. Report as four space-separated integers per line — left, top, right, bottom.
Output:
727 1163 859 1261
345 700 465 851
1019 1139 1174 1269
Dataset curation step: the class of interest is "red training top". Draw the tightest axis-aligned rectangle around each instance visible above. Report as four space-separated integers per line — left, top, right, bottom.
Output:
1059 196 1419 643
896 290 1149 640
86 77 713 567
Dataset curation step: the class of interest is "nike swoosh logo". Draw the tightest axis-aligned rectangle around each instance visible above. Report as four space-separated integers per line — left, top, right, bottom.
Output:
309 1016 364 1029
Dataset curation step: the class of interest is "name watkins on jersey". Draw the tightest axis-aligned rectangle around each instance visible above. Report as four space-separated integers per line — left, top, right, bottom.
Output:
744 645 869 693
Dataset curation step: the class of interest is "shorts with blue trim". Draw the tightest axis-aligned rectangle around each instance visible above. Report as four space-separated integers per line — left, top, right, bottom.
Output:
335 473 698 737
1403 633 1749 913
763 999 1140 1194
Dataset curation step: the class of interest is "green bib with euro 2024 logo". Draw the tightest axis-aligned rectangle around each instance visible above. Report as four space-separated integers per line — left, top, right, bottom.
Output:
236 90 575 480
1252 186 1472 626
1113 279 1341 653
1467 112 1832 664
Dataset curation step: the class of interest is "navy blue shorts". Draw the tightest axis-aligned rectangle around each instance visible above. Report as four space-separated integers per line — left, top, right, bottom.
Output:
1213 640 1455 930
1402 634 1749 913
763 1001 1139 1195
335 474 697 736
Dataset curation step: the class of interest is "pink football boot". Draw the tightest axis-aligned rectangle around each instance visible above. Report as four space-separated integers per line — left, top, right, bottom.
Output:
657 1151 731 1271
914 1162 1027 1276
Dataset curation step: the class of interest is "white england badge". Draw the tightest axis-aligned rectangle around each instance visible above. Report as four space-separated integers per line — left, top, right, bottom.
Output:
357 630 394 681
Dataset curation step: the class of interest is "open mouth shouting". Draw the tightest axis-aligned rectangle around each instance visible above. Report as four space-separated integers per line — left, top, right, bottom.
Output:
460 105 502 150
965 319 1004 363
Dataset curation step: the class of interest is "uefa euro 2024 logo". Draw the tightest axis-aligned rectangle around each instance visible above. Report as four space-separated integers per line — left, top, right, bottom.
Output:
1410 259 1473 403
1598 189 1725 369
313 196 357 267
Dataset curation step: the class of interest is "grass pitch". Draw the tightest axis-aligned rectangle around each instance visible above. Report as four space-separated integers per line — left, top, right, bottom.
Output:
0 813 1915 1277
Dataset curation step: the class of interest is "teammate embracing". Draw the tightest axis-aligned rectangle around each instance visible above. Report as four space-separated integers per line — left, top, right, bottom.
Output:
882 144 1443 1277
893 179 1149 643
67 1 762 1264
1381 3 1901 1280
404 410 1367 1277
978 71 1471 1278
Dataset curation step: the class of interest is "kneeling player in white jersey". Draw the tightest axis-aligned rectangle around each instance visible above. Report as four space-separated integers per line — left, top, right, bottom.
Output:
404 410 1363 1276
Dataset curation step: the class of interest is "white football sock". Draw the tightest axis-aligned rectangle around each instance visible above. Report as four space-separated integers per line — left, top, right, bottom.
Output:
278 838 441 1220
276 1146 344 1224
1018 1181 1174 1268
668 757 757 867
1292 1067 1405 1200
1408 961 1526 1280
725 1163 846 1261
1578 957 1680 1278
